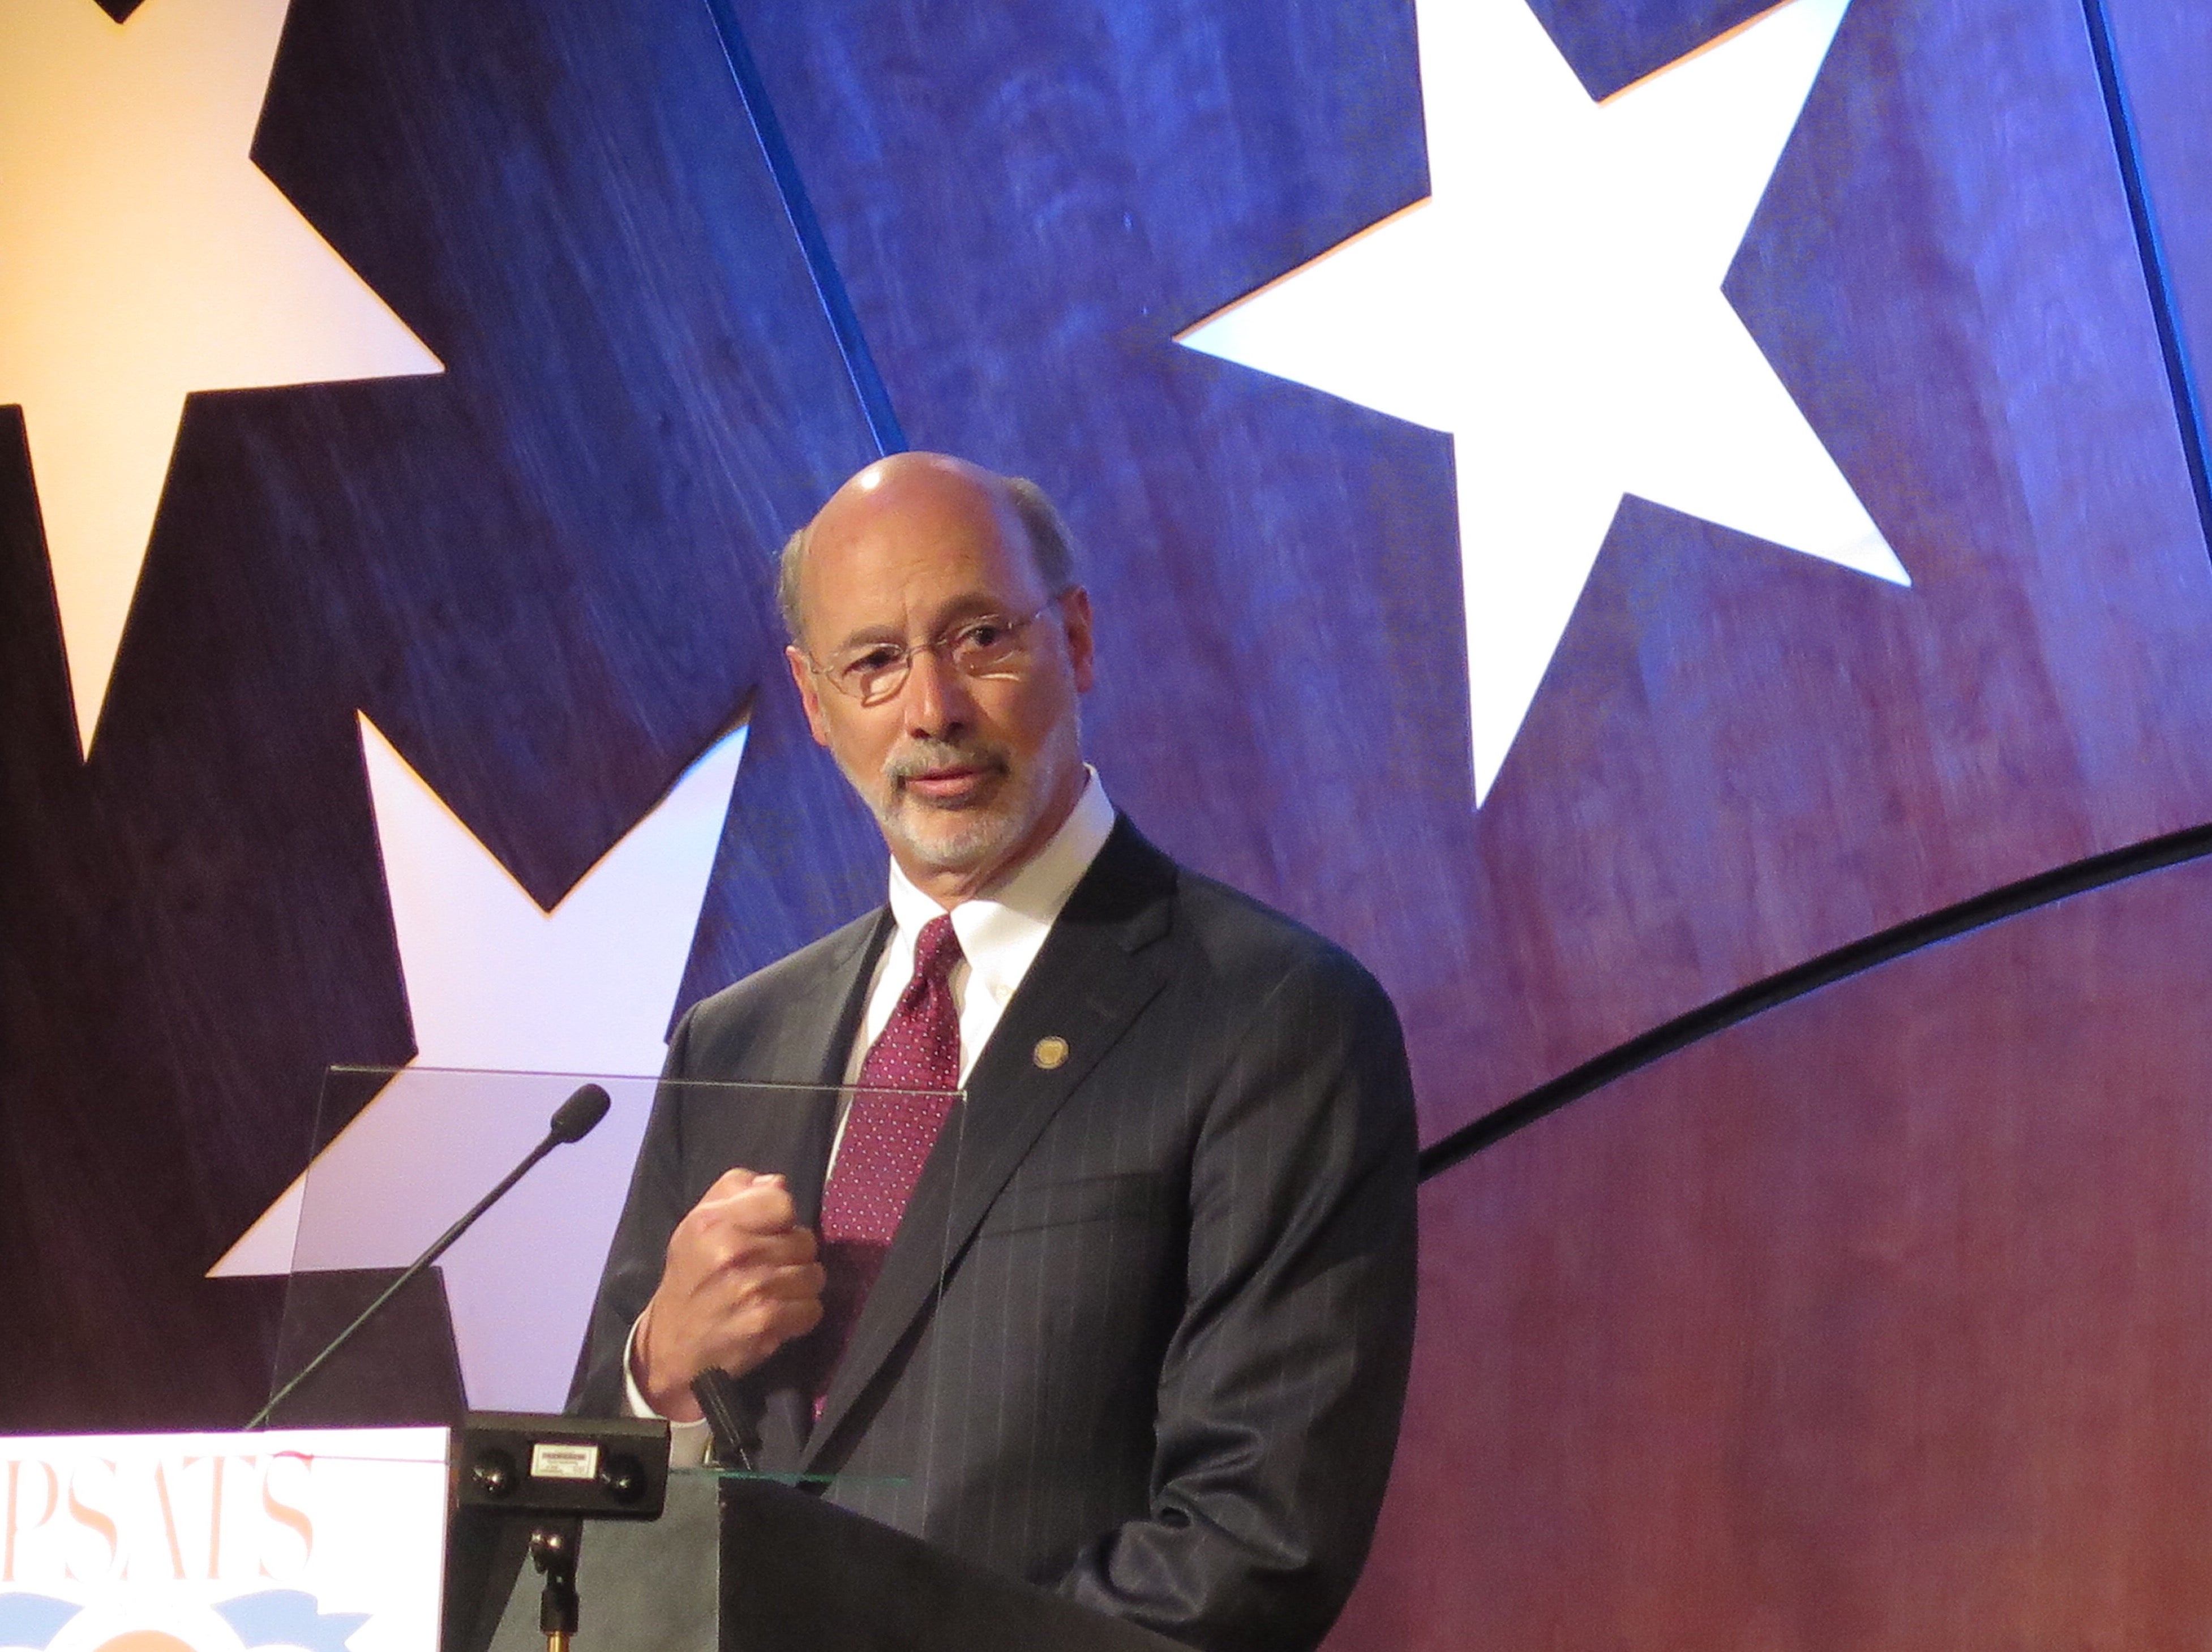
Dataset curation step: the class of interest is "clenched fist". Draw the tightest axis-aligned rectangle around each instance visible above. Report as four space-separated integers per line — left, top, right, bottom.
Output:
631 1169 826 1421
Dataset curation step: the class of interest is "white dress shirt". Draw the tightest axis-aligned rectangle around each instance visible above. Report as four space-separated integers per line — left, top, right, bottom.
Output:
628 770 1117 1460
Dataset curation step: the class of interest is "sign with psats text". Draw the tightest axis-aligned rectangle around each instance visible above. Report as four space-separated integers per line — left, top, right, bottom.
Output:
0 1430 445 1652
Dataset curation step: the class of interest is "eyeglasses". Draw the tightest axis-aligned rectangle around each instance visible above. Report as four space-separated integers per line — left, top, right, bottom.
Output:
805 603 1056 706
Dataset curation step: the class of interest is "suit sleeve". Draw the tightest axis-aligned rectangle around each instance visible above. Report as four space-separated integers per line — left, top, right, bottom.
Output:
565 1006 700 1417
1057 949 1421 1652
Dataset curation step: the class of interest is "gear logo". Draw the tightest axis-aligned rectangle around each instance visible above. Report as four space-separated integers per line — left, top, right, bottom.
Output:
1 1589 365 1652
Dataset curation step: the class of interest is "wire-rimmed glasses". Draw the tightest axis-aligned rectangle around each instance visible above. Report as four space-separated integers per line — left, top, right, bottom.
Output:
804 603 1056 706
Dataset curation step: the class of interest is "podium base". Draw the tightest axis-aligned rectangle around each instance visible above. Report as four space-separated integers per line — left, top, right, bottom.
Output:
718 1478 1180 1652
462 1471 1183 1652
469 1473 719 1652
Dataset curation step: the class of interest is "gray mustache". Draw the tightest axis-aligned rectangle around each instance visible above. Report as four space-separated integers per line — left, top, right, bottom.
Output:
885 740 1011 784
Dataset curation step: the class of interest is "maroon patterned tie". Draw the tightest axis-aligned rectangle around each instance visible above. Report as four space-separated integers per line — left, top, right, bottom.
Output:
811 914 964 1413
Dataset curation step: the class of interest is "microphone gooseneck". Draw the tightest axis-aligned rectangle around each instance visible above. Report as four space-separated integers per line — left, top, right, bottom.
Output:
246 1081 613 1430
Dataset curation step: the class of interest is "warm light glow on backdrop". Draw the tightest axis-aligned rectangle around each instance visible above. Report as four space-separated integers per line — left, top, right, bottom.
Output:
0 0 441 754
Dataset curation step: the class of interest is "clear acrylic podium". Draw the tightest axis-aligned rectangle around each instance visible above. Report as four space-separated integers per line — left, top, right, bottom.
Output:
257 1065 1179 1652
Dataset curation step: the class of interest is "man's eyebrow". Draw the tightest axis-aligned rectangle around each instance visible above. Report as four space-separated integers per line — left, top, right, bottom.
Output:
827 594 1014 653
826 619 906 653
929 594 1015 627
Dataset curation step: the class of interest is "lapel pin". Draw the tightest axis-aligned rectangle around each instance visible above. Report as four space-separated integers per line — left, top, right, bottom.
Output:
1032 1036 1070 1070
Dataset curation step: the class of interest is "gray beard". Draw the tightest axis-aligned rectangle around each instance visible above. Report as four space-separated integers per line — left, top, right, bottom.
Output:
867 719 1082 882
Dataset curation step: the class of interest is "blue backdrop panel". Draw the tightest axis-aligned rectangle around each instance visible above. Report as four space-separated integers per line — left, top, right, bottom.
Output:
677 667 888 1008
1333 849 2212 1652
248 0 879 905
728 0 2212 1140
0 0 880 1426
1525 0 1776 98
722 0 1482 1054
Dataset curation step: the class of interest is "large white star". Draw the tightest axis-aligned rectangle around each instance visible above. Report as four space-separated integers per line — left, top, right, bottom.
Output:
211 714 747 1410
0 0 443 756
1178 0 1905 803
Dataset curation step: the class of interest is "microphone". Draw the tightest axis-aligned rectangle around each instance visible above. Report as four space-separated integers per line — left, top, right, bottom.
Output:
550 1082 612 1143
247 1081 614 1430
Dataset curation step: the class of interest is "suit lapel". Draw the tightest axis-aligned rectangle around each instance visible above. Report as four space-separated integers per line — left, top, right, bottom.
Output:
757 912 891 1086
716 908 889 1473
800 819 1177 1468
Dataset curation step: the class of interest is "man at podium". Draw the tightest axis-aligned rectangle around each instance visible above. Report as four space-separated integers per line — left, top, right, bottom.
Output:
572 453 1418 1651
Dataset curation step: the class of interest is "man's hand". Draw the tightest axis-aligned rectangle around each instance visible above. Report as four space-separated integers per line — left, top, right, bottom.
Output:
632 1170 825 1421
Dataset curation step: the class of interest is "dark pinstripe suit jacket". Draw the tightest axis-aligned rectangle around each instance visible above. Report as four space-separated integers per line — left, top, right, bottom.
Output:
570 816 1418 1652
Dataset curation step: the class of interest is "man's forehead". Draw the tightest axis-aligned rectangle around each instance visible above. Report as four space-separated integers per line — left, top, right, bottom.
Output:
802 471 1042 623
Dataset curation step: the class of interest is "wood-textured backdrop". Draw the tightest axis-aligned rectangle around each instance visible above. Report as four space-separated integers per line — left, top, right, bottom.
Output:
6 0 2212 1644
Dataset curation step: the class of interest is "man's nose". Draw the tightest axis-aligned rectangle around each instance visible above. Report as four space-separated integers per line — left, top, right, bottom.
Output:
900 643 974 736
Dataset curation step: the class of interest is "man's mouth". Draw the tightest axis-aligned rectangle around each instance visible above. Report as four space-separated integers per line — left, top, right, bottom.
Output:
895 762 1004 806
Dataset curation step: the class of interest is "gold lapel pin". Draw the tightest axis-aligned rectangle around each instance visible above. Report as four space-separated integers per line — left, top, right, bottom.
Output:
1032 1036 1070 1070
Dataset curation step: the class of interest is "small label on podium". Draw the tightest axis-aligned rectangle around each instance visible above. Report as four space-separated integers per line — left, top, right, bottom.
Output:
527 1444 598 1482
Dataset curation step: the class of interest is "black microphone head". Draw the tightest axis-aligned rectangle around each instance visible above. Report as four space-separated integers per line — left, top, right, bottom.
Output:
549 1083 612 1144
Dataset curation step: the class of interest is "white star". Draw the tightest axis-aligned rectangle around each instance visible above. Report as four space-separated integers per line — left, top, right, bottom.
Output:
0 0 443 756
211 713 747 1411
1178 0 1905 803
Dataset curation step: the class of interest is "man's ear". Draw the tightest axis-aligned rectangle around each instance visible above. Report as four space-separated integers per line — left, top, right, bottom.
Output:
1059 587 1096 693
786 646 832 746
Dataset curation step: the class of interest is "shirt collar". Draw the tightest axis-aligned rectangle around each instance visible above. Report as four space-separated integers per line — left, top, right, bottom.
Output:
885 767 1116 997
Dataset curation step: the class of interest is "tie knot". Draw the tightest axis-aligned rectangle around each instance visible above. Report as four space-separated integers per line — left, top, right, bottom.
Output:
912 914 963 986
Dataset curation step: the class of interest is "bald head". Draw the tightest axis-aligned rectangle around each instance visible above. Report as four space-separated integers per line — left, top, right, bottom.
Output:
777 450 1097 904
779 453 1079 645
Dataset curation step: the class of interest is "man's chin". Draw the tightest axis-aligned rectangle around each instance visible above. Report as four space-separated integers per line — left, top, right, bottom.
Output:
886 801 1026 881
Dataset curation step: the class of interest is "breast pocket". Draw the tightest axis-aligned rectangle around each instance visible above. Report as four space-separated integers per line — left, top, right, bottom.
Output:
971 1169 1171 1241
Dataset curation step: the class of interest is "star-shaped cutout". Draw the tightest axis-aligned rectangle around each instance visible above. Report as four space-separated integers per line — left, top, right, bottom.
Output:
211 713 747 1410
1179 0 1905 803
0 0 443 756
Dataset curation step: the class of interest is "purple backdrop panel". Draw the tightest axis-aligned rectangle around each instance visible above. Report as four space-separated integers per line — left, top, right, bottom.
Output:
1333 850 2212 1651
0 408 300 1431
0 0 881 1427
2100 0 2212 464
1726 0 2212 842
732 0 2212 1139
